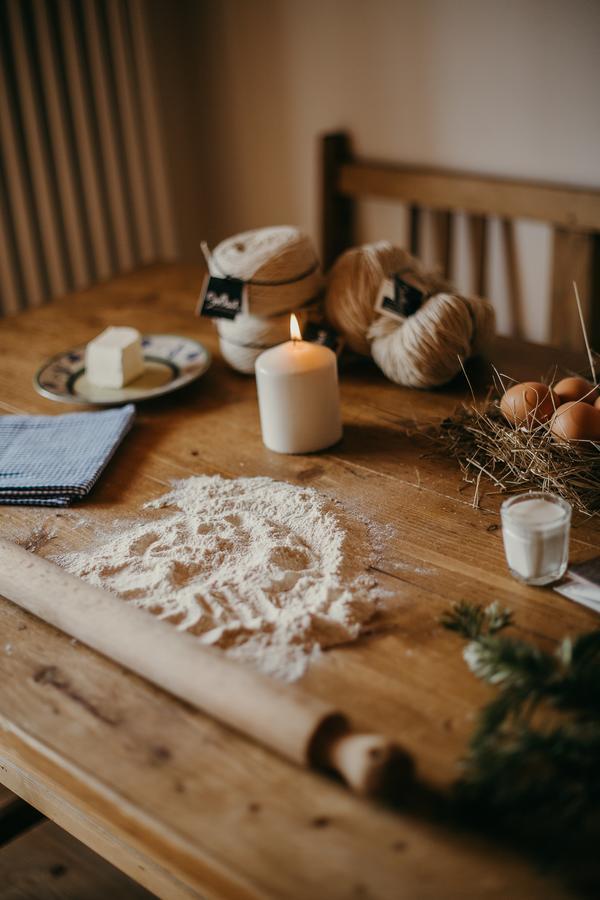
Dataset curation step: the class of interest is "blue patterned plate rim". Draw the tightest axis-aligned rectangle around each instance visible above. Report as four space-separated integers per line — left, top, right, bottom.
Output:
33 333 211 406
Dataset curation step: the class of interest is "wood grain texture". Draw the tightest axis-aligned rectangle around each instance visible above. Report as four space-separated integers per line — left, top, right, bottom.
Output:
33 0 90 291
0 263 596 899
408 204 420 258
591 234 600 349
0 785 15 810
432 210 453 279
0 820 153 899
501 219 525 340
321 131 355 268
0 760 197 899
6 0 68 300
550 228 593 351
0 14 46 310
0 539 398 792
57 0 113 280
0 784 45 846
469 214 487 298
82 0 135 271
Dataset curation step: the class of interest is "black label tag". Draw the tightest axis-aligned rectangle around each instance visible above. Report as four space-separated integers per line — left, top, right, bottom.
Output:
391 276 423 317
302 322 344 356
375 275 424 320
197 276 245 320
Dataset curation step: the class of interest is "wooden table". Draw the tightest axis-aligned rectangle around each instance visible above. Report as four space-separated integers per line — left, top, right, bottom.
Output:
0 264 597 899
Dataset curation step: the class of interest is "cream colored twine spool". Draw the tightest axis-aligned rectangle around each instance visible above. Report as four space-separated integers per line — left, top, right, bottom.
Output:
210 226 321 315
207 226 323 373
325 242 495 389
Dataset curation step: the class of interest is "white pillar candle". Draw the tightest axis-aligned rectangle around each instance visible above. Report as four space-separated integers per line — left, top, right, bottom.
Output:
255 315 342 454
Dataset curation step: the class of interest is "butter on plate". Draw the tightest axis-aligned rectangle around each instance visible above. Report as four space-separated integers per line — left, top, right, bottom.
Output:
85 326 145 389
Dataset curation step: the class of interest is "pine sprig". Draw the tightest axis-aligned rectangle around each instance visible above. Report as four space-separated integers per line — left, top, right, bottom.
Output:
462 633 558 688
440 600 513 639
441 601 600 882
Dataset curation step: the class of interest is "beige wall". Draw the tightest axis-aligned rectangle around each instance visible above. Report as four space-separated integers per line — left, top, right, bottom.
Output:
162 0 600 342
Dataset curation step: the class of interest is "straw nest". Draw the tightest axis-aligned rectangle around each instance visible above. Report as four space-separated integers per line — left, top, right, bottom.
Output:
434 377 600 516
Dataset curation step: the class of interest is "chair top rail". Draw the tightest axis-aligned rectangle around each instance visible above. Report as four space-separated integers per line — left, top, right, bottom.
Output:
338 160 600 232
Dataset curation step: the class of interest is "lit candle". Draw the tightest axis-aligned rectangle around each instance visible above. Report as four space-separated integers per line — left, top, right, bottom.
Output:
255 314 343 454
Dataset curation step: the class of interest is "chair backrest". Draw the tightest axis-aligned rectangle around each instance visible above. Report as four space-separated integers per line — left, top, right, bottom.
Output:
321 131 600 350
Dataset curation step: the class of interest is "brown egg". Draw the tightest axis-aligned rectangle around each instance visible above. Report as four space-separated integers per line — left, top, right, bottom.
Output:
553 376 598 405
500 381 558 428
594 396 600 411
550 401 600 442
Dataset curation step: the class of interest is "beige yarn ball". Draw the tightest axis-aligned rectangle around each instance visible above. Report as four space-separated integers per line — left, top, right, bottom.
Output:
325 242 495 388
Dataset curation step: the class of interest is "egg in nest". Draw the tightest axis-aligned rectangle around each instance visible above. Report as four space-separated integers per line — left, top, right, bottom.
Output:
553 377 598 406
550 401 600 442
500 382 558 428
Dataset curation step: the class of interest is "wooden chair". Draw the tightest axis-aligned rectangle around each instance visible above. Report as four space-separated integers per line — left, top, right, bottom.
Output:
321 131 600 351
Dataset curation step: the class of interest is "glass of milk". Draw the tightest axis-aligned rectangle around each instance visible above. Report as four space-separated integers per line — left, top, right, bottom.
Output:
500 492 572 586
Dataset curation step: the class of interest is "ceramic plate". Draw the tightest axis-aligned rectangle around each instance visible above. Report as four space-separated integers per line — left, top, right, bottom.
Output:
34 334 211 406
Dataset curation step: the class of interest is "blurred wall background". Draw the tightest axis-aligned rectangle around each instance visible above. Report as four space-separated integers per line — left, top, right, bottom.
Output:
181 0 600 342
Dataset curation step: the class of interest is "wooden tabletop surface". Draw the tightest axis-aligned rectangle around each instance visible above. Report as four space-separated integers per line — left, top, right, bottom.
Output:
0 264 597 899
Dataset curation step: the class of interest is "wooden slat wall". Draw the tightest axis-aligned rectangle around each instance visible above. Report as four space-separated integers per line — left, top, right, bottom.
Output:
0 0 177 316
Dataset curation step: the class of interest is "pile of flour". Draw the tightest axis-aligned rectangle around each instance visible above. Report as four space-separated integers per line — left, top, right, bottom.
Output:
56 475 382 680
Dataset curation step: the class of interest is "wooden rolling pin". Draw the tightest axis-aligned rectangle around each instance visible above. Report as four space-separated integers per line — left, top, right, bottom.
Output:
0 539 411 795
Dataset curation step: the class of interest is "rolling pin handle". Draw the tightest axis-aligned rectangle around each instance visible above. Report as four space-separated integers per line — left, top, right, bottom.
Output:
310 715 413 796
326 732 413 796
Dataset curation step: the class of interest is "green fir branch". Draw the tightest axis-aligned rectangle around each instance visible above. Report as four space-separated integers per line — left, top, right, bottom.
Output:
441 600 600 878
440 600 512 639
462 634 558 688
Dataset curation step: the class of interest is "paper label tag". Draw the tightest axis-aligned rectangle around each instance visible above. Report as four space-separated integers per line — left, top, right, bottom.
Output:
302 322 344 356
197 275 247 320
374 275 424 321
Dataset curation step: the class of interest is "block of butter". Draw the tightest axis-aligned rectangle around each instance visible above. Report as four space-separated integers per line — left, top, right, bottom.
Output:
85 326 145 389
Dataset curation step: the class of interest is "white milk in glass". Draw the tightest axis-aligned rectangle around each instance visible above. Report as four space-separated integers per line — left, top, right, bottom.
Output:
500 492 571 586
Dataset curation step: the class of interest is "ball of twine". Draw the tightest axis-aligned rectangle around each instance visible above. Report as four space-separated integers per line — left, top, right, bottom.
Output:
206 226 323 373
325 241 495 388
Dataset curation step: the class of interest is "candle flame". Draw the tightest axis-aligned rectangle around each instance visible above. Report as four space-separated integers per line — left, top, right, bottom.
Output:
290 313 302 342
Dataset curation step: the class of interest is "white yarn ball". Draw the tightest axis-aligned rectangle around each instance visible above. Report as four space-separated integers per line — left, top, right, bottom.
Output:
206 226 323 373
216 310 303 375
218 336 263 375
216 310 290 346
325 242 495 388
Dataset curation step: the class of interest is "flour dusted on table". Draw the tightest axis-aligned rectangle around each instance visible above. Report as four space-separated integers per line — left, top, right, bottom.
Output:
56 475 382 680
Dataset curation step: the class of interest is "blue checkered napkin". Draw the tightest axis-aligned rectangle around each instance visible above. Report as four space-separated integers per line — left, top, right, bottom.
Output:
0 404 135 506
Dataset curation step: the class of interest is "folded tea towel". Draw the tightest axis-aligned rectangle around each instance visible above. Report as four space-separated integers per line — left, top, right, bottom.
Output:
0 404 135 506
